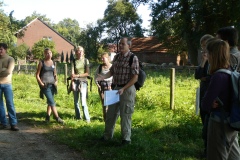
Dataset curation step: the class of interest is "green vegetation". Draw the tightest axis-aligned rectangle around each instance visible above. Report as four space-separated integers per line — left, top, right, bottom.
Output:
13 69 203 160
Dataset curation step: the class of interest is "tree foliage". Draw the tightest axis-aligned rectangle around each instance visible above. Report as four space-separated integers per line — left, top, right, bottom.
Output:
148 0 240 65
11 43 29 60
77 21 104 61
0 3 18 53
53 18 81 45
31 39 58 60
103 0 144 44
22 11 52 26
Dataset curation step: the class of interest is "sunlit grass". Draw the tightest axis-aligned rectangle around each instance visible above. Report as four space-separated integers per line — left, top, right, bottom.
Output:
12 68 203 160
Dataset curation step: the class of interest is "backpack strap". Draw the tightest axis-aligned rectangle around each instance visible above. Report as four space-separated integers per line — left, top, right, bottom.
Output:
98 64 103 73
129 54 135 66
73 58 76 74
216 69 231 75
84 58 88 73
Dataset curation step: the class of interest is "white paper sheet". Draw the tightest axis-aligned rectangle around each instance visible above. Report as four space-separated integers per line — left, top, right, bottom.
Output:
104 90 120 106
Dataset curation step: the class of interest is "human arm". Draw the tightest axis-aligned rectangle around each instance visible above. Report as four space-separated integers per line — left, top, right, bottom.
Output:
194 61 209 80
96 71 112 81
118 74 138 95
201 72 231 112
0 57 15 77
36 61 44 87
94 65 101 89
53 62 58 86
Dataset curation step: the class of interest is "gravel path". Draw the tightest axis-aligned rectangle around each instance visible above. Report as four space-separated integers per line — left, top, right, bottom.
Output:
0 122 84 160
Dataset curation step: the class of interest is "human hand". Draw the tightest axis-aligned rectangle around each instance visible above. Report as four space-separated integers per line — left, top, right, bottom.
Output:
71 74 77 79
96 74 104 81
117 88 124 95
97 84 101 91
212 100 219 108
201 52 208 62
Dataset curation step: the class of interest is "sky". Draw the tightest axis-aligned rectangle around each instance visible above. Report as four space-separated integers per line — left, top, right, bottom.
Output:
2 0 151 29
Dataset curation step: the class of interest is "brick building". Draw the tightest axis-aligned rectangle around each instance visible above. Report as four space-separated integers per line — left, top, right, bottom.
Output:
16 18 75 62
131 36 185 65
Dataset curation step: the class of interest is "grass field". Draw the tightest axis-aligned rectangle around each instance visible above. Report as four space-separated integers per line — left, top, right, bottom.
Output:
12 68 203 160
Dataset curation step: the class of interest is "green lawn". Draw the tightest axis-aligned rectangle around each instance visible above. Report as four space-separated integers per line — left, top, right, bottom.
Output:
12 68 203 160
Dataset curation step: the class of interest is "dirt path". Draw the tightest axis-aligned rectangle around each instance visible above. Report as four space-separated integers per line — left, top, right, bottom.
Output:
0 122 84 160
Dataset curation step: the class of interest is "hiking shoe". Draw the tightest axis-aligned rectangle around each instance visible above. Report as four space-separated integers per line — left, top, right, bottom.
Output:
10 125 19 131
0 124 8 129
45 115 50 122
56 117 64 124
122 140 131 145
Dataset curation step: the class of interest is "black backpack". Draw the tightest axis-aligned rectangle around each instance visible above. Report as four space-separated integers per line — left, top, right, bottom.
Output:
115 53 146 90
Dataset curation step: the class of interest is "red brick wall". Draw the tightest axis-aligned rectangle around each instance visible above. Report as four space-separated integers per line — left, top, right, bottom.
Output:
17 19 74 60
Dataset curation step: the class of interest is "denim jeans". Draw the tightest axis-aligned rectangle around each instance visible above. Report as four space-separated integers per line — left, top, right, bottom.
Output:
0 84 18 126
42 84 56 106
73 81 90 121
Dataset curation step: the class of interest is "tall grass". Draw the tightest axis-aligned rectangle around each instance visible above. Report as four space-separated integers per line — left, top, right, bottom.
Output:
13 68 203 160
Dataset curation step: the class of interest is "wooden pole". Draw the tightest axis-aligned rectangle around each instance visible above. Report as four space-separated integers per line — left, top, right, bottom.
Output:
17 60 20 75
170 68 175 110
64 64 68 84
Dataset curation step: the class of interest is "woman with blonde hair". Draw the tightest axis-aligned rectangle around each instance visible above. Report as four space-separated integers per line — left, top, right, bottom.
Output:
202 38 240 159
94 52 113 121
71 46 90 122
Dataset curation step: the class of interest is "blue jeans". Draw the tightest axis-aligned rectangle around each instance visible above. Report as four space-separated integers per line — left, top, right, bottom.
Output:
73 81 90 121
0 84 18 126
42 84 56 106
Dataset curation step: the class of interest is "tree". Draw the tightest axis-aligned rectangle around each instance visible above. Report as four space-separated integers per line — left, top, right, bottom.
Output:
0 3 18 54
70 50 74 62
53 18 81 45
103 0 144 45
148 0 240 65
77 20 104 61
61 51 64 63
22 11 52 26
65 52 69 63
31 39 57 60
11 43 29 60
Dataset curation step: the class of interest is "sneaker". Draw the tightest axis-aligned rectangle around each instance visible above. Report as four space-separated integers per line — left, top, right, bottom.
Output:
56 117 64 124
45 115 50 122
10 125 19 131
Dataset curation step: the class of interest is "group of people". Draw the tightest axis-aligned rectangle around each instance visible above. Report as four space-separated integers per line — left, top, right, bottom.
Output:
3 27 239 157
0 37 139 146
195 26 240 160
35 37 140 146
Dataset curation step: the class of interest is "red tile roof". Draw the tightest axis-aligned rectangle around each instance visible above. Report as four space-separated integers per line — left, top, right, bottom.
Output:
131 36 168 53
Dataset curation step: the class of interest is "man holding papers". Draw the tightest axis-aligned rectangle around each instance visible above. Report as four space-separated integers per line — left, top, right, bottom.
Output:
97 37 139 145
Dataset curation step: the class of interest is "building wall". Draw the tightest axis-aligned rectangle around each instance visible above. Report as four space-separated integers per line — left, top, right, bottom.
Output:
17 19 74 60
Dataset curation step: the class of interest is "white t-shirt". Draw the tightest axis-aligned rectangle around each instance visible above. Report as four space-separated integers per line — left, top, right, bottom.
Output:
110 52 116 62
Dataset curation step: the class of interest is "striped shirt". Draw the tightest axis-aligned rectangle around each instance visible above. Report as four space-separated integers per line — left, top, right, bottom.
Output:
110 51 139 85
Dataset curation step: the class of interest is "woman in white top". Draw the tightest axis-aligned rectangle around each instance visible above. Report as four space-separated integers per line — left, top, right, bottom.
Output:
94 52 113 121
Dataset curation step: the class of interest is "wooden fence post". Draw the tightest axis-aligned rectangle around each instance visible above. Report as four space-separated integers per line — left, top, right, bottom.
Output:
170 68 175 110
17 60 20 75
64 64 68 84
